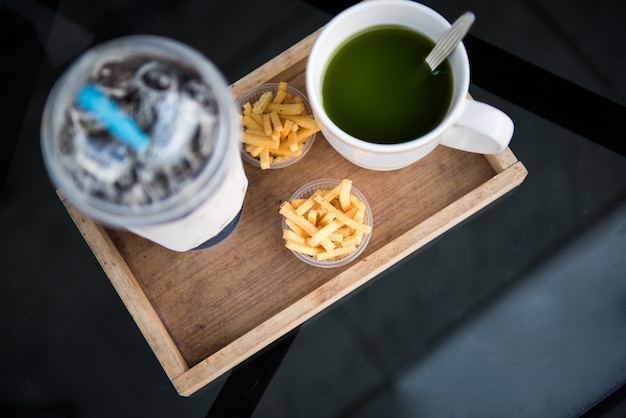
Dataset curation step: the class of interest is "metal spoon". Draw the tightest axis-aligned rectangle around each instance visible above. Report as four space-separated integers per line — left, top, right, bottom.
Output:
425 11 475 72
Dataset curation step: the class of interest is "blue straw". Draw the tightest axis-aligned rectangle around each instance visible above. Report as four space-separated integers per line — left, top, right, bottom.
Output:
75 84 149 153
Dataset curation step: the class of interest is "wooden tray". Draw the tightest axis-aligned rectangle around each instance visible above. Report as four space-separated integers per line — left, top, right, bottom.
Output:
60 28 528 396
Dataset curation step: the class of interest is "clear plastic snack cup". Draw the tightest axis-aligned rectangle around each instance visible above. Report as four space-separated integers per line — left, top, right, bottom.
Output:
236 83 316 169
282 179 373 268
41 35 248 252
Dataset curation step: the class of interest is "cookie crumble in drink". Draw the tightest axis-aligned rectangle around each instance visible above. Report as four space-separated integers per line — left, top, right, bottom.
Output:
42 36 248 252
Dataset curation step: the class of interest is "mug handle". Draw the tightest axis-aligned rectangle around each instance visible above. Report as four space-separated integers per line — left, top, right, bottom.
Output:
440 99 514 154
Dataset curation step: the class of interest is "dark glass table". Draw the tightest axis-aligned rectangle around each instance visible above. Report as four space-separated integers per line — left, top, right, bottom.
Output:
2 1 625 417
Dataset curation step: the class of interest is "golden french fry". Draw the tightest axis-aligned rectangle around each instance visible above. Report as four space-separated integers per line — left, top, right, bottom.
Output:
339 179 352 212
318 212 336 227
280 114 320 130
269 147 302 158
269 111 283 133
342 234 362 248
322 183 342 202
273 81 288 104
307 209 318 226
262 113 272 137
245 144 264 158
286 131 299 152
242 132 279 149
353 208 366 224
244 129 269 138
309 219 343 247
242 115 264 131
283 229 306 245
251 112 263 126
296 128 319 142
252 91 273 114
290 198 307 209
265 102 305 115
242 102 252 116
259 148 271 169
317 237 336 252
295 190 321 216
280 202 319 236
315 245 357 261
327 232 344 243
285 218 306 236
286 240 323 256
281 119 294 140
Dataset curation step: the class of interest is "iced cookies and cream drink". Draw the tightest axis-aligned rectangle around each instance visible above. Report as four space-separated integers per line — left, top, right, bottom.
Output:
41 36 248 251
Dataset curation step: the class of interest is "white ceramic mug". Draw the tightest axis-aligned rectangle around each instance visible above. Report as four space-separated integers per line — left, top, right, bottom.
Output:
306 0 514 171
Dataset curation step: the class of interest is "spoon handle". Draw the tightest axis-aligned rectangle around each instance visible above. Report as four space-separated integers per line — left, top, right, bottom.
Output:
425 11 475 72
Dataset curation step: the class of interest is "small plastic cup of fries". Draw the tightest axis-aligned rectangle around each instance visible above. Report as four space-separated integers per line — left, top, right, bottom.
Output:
236 82 319 169
280 178 373 268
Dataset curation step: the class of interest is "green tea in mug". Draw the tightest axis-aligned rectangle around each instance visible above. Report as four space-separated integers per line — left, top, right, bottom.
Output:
322 25 454 144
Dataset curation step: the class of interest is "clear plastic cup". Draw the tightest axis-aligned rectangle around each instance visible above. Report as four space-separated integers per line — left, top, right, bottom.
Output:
281 179 373 268
41 35 248 252
236 83 316 169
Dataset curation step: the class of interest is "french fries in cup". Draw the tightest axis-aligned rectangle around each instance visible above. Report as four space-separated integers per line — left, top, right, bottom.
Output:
237 82 319 169
280 179 373 268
